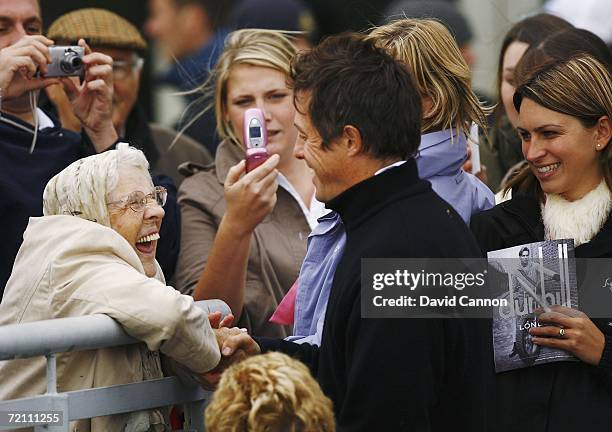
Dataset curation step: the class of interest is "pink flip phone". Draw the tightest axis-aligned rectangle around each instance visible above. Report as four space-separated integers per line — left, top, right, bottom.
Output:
243 108 270 172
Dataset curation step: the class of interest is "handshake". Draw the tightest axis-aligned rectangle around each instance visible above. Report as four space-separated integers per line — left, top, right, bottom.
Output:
199 312 261 389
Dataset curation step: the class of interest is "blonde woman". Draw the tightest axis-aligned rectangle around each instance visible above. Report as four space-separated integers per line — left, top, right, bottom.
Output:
369 18 494 223
471 56 612 431
175 30 324 337
205 352 335 432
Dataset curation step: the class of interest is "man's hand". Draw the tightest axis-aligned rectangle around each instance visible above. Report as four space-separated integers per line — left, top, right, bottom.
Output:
197 327 261 389
0 35 57 101
60 39 117 152
220 331 261 357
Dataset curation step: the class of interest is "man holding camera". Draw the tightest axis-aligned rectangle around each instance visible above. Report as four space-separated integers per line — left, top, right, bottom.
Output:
0 0 117 293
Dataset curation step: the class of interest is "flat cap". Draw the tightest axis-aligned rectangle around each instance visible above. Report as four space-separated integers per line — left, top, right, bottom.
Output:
48 8 147 51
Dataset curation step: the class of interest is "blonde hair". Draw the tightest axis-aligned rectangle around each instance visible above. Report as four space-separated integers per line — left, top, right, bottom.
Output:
185 29 297 146
205 352 335 432
368 18 490 137
43 144 150 227
507 55 612 199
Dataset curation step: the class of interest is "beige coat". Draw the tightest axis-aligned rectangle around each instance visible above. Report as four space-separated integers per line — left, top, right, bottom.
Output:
175 140 311 338
0 215 220 432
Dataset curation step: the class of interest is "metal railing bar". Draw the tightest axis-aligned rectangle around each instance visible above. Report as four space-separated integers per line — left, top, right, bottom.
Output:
0 376 210 431
0 300 230 361
66 377 210 419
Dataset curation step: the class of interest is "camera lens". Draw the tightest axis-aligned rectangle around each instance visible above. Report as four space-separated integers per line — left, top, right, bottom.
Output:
60 49 82 74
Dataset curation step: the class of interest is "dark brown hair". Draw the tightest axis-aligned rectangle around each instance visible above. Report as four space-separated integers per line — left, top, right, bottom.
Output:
289 32 422 160
514 28 612 87
494 14 573 123
506 56 612 201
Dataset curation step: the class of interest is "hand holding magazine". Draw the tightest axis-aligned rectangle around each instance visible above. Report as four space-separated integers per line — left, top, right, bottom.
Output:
488 239 578 372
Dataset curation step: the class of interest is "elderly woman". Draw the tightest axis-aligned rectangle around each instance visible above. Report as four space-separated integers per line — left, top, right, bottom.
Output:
0 145 222 431
471 55 612 431
175 29 325 338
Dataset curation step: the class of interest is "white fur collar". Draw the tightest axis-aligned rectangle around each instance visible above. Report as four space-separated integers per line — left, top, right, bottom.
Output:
542 180 612 246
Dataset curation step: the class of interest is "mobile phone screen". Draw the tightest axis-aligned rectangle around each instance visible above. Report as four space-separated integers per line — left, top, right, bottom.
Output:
249 126 262 138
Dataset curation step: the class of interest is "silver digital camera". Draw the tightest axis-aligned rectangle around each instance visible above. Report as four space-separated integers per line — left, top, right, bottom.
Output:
44 46 85 77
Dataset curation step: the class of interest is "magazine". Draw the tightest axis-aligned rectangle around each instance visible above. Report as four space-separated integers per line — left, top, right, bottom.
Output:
487 239 578 372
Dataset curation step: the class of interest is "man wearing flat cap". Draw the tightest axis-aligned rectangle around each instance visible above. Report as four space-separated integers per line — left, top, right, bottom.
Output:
0 0 117 295
46 8 211 186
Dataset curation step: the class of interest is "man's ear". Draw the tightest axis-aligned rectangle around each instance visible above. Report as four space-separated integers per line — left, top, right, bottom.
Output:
343 125 363 157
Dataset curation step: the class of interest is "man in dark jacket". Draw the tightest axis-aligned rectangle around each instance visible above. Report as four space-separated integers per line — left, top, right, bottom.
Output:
0 0 119 295
224 33 492 431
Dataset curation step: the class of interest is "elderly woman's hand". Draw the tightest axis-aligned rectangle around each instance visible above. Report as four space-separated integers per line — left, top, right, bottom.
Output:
223 154 280 236
529 305 606 366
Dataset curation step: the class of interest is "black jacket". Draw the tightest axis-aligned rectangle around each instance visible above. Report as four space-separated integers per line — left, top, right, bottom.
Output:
260 159 493 431
0 112 91 294
471 192 612 432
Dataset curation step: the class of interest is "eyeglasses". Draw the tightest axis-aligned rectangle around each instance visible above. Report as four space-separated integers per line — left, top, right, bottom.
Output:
112 57 144 80
107 186 167 212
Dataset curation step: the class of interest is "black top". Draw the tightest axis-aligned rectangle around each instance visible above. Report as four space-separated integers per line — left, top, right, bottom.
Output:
471 193 612 432
0 112 91 294
259 159 493 431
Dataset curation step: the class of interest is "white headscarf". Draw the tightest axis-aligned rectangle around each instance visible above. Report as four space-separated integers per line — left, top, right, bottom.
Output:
43 144 149 227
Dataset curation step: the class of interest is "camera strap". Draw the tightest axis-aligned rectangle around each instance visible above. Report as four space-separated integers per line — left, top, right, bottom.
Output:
29 91 39 154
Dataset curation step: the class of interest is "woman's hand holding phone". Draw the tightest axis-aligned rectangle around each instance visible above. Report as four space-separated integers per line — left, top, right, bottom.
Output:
223 154 280 236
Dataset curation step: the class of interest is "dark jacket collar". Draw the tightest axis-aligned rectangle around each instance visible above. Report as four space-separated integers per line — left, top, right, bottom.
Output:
577 212 612 257
500 192 544 240
326 158 426 231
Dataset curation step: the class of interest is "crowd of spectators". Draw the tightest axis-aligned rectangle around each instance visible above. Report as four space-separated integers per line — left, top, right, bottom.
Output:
0 0 610 431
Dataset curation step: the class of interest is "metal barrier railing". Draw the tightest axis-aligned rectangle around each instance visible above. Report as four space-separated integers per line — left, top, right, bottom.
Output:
0 299 230 432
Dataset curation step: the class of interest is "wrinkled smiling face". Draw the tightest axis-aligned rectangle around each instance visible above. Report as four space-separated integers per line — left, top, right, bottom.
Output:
108 168 164 277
